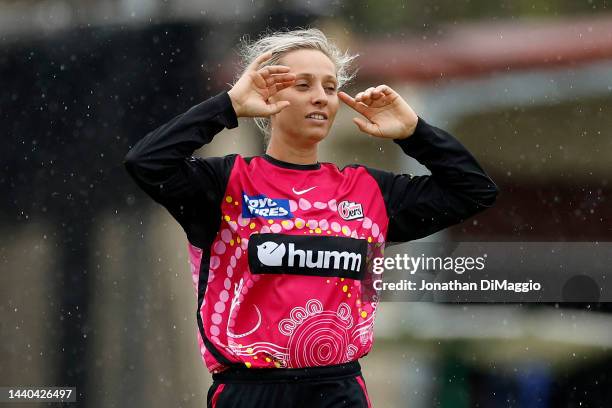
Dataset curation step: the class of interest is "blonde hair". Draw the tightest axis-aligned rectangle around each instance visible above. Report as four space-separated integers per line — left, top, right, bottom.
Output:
233 27 359 143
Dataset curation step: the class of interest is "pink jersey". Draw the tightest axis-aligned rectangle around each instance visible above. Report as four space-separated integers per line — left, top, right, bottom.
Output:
124 91 498 373
193 155 386 371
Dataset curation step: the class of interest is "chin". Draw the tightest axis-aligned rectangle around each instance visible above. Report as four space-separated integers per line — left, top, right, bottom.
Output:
306 129 329 144
282 124 330 145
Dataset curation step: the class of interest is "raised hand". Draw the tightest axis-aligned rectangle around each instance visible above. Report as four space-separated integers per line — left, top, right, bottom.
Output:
338 85 419 140
228 51 296 118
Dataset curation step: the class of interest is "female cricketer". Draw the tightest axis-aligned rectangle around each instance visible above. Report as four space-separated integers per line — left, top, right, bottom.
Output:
124 28 498 407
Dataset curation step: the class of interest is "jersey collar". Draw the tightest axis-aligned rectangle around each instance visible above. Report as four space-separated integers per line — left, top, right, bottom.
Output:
262 154 321 170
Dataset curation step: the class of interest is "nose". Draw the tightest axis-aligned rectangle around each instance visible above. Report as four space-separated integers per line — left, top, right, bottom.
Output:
311 84 328 107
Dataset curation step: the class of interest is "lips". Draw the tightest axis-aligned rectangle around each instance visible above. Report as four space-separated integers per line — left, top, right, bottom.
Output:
305 112 328 120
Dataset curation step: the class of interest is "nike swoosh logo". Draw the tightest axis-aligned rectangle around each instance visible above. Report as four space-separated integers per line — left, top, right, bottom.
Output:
292 186 317 195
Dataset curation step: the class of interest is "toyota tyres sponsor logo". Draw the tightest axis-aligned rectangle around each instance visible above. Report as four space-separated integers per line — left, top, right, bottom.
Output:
338 200 364 221
248 234 367 280
242 192 294 219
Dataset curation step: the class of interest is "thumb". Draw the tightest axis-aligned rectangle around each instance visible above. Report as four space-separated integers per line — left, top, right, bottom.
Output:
353 117 380 137
267 100 291 115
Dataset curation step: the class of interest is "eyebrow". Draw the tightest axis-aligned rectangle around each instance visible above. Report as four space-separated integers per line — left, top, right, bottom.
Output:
295 73 338 85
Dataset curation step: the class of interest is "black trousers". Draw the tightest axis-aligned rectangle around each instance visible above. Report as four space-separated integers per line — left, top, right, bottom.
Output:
207 361 372 408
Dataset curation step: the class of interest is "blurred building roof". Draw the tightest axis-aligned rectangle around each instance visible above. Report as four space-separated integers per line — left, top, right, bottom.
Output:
216 14 612 86
353 14 612 83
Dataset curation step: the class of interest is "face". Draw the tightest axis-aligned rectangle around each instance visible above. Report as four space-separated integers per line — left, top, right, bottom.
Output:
268 49 339 146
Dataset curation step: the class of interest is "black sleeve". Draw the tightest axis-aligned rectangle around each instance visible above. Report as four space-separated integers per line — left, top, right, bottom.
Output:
366 116 499 243
123 91 239 248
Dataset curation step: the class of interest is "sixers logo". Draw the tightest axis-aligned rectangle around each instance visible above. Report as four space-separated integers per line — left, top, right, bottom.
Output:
338 200 364 221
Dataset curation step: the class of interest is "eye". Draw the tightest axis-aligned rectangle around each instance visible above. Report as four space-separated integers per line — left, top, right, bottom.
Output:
296 83 309 88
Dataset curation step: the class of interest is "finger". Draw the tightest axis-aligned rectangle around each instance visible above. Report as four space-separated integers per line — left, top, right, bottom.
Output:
259 65 292 76
264 73 295 87
274 80 296 92
361 87 377 104
374 84 397 98
353 117 382 138
269 80 294 96
370 88 385 100
338 91 369 115
267 100 291 115
364 87 376 98
250 71 268 90
356 87 374 101
248 51 273 71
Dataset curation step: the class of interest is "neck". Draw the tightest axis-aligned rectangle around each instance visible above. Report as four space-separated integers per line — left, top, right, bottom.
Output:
266 135 318 165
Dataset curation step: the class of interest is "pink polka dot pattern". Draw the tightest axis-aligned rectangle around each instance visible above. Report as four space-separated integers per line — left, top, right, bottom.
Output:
328 199 337 211
319 219 329 230
282 220 294 230
295 218 306 229
289 200 298 212
261 225 271 234
299 198 312 210
221 229 232 243
210 256 220 270
270 224 282 233
372 223 380 237
306 220 318 229
214 241 226 255
314 201 327 209
215 301 226 313
237 215 249 227
362 217 372 229
331 222 341 233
